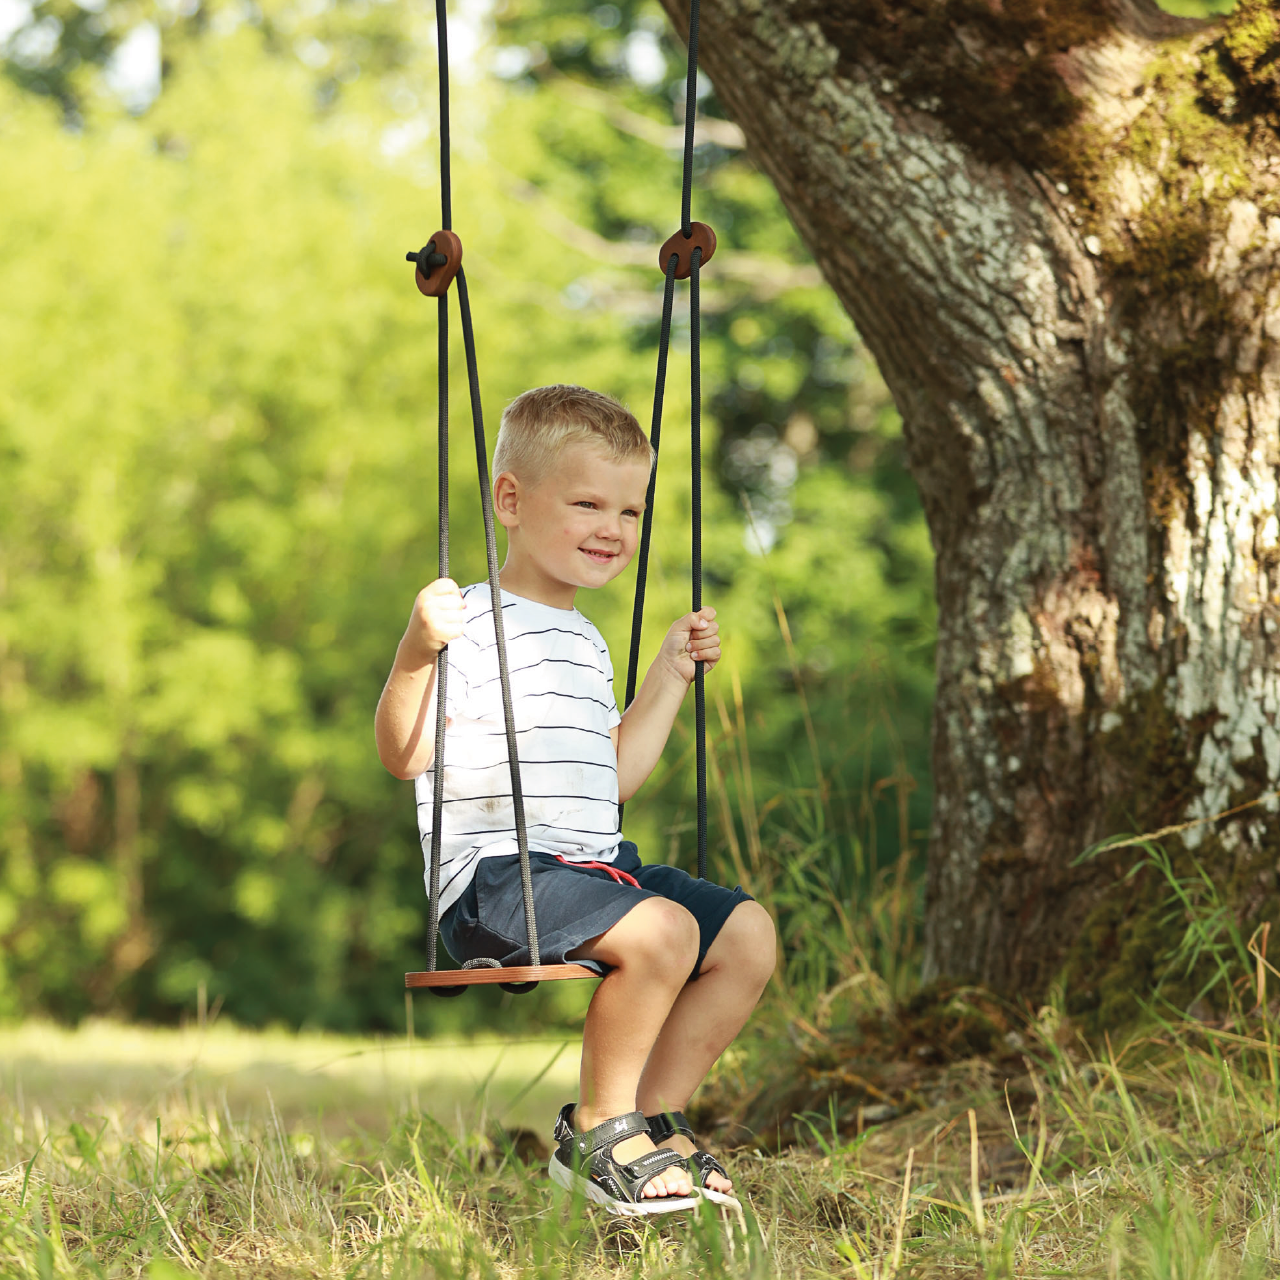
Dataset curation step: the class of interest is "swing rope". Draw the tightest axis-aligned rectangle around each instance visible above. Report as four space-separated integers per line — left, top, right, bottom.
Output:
690 240 708 882
680 0 700 237
412 0 713 995
458 266 542 982
420 0 541 996
623 0 710 880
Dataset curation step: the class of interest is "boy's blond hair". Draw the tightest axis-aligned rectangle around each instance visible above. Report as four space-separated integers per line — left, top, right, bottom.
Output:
494 385 653 488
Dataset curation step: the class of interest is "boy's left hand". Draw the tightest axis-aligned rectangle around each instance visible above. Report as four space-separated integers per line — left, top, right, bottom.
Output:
661 607 720 684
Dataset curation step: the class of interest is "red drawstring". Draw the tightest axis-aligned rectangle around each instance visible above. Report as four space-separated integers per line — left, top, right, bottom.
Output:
554 854 640 888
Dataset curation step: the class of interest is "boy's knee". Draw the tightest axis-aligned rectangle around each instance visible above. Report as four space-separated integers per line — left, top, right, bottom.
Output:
718 901 776 987
625 898 700 981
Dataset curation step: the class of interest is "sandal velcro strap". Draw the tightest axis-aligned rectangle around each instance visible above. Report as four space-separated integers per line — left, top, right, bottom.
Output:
609 1145 689 1201
645 1110 695 1144
689 1149 729 1185
618 1147 685 1181
647 1111 731 1192
552 1103 576 1146
570 1110 650 1161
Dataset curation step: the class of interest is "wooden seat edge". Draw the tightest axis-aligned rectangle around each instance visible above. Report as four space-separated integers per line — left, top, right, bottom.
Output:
405 963 597 988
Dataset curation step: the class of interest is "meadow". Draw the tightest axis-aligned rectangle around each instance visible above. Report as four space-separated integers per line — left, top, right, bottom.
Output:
4 996 1280 1277
4 833 1280 1279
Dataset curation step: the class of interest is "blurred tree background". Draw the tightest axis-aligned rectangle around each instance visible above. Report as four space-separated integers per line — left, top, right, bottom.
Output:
0 0 936 1031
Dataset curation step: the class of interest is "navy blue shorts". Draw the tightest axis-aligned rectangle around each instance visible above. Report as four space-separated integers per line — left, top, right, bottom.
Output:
438 841 753 981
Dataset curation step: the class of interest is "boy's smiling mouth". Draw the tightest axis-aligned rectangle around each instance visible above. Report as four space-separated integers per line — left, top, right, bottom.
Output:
580 548 617 564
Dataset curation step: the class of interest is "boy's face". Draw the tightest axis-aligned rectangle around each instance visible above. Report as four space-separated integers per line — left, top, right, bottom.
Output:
497 442 651 594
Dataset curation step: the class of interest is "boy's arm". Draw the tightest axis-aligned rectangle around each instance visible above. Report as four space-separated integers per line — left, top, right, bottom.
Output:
375 579 466 780
614 607 719 803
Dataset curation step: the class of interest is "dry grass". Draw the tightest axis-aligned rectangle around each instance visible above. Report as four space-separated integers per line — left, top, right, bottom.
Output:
0 1018 581 1136
1 1009 1279 1278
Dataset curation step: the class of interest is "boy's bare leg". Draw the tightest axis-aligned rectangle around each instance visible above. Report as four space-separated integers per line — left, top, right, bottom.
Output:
567 897 701 1200
635 901 777 1194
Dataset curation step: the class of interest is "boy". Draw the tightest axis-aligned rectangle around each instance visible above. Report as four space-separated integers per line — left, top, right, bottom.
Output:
375 385 775 1215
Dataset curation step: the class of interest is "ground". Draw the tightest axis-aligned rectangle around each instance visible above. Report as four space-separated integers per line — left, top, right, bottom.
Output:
2 1010 1278 1277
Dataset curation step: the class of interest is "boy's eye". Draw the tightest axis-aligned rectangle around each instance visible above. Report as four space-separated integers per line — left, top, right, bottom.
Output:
575 501 596 510
623 509 640 519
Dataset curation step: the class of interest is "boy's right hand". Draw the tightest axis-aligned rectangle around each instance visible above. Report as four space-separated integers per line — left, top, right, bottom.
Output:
401 578 466 663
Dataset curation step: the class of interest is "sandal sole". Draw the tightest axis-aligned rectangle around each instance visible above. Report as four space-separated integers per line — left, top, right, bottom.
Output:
698 1187 742 1211
547 1153 702 1216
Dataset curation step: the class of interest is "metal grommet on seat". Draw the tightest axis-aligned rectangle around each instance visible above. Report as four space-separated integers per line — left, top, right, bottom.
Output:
658 222 715 280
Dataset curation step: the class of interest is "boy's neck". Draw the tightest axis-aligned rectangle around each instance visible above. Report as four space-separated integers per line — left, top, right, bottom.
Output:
497 556 578 611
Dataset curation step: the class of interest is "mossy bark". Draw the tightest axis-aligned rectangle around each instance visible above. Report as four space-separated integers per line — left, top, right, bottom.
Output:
661 0 1280 1002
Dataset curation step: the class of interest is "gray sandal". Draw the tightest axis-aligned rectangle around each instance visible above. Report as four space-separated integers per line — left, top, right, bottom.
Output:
646 1110 741 1210
548 1104 701 1216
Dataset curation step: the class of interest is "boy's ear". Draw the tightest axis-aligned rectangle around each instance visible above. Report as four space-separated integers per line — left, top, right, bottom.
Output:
493 471 520 528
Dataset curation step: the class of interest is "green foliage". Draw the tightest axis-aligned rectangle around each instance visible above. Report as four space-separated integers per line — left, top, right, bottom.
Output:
0 0 120 121
0 0 935 1030
1159 0 1237 14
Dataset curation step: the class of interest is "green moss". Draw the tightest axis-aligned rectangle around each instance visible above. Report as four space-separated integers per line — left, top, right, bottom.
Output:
1102 687 1204 834
1219 0 1280 110
1062 687 1198 1027
1063 686 1280 1030
1069 817 1280 1029
795 0 1111 173
1078 3 1280 542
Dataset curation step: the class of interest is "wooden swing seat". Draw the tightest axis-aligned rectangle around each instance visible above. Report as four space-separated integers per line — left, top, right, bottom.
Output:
405 963 597 989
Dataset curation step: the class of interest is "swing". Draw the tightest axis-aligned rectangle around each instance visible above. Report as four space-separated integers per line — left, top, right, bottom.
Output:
404 0 716 997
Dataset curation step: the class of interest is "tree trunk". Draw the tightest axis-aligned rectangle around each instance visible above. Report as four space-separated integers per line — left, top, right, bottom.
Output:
661 0 1280 1012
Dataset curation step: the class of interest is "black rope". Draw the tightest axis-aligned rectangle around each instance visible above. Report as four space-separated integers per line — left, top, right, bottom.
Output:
456 268 541 973
690 247 706 879
622 0 708 878
680 0 700 236
425 0 450 980
436 0 451 231
423 0 537 993
424 0 467 998
427 292 449 975
622 255 679 728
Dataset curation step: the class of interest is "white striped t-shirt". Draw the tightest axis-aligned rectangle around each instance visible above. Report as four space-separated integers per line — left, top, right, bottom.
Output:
415 582 624 915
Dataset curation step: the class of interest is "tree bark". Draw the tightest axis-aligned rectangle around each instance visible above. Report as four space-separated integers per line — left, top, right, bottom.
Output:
661 0 1280 1010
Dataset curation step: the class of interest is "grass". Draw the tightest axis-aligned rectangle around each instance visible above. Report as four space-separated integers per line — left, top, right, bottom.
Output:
3 980 1280 1276
0 1018 582 1137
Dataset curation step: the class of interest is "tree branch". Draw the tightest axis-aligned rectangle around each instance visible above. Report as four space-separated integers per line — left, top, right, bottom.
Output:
544 74 745 151
1101 0 1216 42
498 168 822 298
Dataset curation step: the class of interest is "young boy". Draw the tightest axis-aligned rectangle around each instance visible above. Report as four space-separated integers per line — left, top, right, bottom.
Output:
375 385 775 1215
